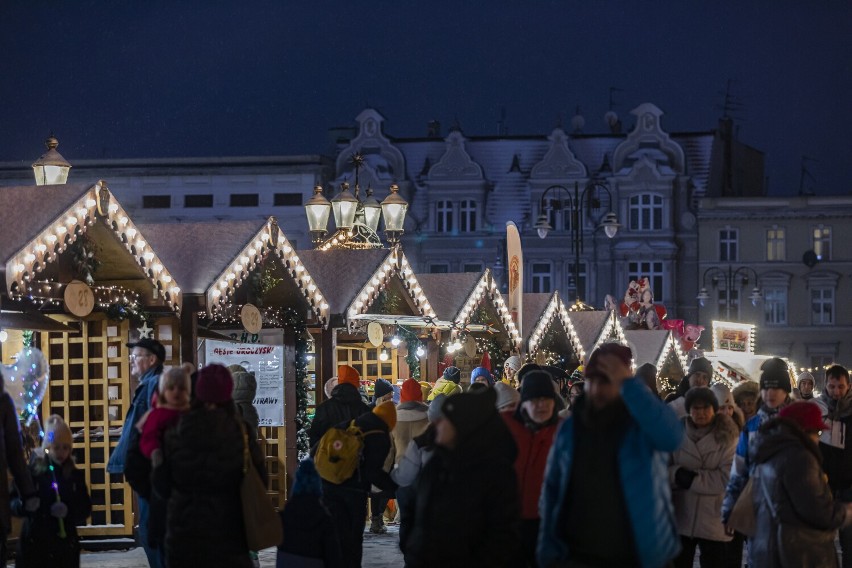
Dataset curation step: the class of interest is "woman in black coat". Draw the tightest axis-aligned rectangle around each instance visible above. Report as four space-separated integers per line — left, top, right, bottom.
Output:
404 388 520 568
155 365 265 568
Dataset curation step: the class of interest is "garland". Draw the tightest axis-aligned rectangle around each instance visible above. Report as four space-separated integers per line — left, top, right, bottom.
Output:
279 307 310 459
474 335 508 373
68 233 101 285
370 289 402 314
397 325 422 380
22 330 34 348
247 259 282 308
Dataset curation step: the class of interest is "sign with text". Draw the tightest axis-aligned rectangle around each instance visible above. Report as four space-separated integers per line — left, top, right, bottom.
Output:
204 339 284 426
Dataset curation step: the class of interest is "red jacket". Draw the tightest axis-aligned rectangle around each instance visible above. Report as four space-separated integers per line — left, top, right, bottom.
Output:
501 409 559 519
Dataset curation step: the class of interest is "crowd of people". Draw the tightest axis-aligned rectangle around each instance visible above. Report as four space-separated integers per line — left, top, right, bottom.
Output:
1 334 851 568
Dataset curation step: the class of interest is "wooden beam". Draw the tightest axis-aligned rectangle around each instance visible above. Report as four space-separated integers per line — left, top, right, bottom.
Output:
282 328 297 495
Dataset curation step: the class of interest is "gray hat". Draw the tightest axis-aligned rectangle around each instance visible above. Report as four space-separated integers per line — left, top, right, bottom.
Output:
494 382 520 410
428 394 447 422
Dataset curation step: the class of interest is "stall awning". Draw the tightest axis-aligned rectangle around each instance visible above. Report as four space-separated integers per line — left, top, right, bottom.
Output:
0 311 76 332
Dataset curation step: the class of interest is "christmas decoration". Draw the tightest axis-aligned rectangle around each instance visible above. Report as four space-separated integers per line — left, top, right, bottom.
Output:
68 233 101 286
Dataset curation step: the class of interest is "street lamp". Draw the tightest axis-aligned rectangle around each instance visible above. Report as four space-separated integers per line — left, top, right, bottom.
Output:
32 135 71 185
306 154 409 249
535 181 619 306
696 265 762 319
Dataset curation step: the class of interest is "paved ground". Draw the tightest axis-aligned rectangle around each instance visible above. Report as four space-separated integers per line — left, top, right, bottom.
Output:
41 523 405 567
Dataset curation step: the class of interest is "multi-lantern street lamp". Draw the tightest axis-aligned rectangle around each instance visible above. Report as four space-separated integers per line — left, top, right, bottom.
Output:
304 154 408 249
696 265 762 319
534 181 620 308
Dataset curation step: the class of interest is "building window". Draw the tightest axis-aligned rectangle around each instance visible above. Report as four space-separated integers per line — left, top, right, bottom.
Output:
541 196 572 232
463 263 483 273
185 194 214 208
628 261 664 302
811 287 834 325
628 194 663 231
230 194 259 207
717 286 739 320
436 201 453 232
429 263 449 274
763 287 787 325
766 227 785 261
459 200 477 232
719 227 738 262
531 262 552 293
566 262 587 301
142 195 171 209
813 226 831 260
273 193 302 207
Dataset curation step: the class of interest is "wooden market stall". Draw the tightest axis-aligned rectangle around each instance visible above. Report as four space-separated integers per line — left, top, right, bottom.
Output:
566 310 626 363
298 246 438 394
623 329 687 394
138 217 329 505
0 181 182 539
417 269 522 382
523 291 584 370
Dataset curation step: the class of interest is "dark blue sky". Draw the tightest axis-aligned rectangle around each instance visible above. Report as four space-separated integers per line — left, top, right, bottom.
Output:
2 1 850 195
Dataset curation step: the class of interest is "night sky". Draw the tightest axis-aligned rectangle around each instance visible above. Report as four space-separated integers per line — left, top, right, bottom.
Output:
2 2 850 196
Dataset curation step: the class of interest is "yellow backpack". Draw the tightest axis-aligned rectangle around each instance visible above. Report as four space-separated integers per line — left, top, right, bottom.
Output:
314 420 381 484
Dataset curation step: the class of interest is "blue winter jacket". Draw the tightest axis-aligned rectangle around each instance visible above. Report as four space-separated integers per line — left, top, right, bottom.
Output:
107 365 162 475
537 378 683 568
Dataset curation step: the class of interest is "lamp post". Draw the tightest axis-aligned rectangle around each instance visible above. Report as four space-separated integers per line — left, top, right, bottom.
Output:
32 135 71 185
696 265 762 320
534 181 619 307
305 154 408 249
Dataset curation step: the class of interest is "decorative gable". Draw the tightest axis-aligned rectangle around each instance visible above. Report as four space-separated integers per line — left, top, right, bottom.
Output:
530 128 588 180
428 131 484 180
335 109 407 181
612 103 685 174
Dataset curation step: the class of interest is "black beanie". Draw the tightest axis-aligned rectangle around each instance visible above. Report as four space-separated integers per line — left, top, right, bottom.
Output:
759 358 792 393
520 370 557 402
443 366 461 384
685 387 719 413
373 378 393 400
441 388 498 440
688 357 713 378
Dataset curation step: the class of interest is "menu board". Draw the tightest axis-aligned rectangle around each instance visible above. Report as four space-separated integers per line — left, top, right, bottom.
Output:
204 339 284 426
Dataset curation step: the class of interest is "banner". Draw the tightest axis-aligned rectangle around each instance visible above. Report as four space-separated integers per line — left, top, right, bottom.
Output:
506 221 523 339
204 339 284 426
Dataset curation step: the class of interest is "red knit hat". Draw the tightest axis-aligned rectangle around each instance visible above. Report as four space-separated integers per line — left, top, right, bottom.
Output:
337 365 360 387
780 402 830 432
400 378 423 403
196 364 234 405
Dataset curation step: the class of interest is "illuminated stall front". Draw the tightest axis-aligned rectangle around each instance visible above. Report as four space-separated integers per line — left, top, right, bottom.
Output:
0 181 181 538
523 291 584 372
623 329 687 395
567 309 626 363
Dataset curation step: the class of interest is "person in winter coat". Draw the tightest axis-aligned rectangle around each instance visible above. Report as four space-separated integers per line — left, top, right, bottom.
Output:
324 402 397 568
155 364 266 568
427 366 463 400
0 368 37 565
13 415 91 568
711 382 745 431
751 402 852 567
668 357 713 418
309 365 371 448
815 364 852 567
368 377 396 534
732 380 760 423
538 342 684 568
501 369 560 567
277 458 342 568
722 358 792 529
404 388 520 567
794 371 816 401
471 366 494 387
669 388 738 568
393 379 430 463
503 355 522 387
392 394 446 561
231 366 260 441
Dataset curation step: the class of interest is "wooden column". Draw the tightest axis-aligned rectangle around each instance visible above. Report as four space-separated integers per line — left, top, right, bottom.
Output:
282 328 297 494
179 295 201 366
318 326 336 402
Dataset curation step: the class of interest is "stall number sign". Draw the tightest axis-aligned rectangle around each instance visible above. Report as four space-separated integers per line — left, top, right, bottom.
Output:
64 280 95 317
204 339 284 426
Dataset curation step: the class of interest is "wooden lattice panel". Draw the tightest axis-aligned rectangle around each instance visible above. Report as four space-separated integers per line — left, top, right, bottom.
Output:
151 317 180 369
42 315 133 537
259 426 287 508
336 346 397 383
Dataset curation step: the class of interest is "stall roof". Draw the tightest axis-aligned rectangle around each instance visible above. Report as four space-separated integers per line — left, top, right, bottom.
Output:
138 217 329 325
1 182 181 312
417 272 483 322
524 292 584 358
0 310 76 332
624 330 684 370
567 310 624 359
522 293 553 345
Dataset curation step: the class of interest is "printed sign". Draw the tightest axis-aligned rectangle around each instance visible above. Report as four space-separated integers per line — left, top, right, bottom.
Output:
204 339 284 426
240 303 262 334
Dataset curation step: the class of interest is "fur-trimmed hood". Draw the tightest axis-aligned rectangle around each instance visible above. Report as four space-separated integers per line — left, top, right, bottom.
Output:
396 401 429 422
682 412 738 445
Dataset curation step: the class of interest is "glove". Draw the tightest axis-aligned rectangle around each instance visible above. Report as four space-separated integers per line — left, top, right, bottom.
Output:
24 496 40 513
50 502 68 519
674 467 698 490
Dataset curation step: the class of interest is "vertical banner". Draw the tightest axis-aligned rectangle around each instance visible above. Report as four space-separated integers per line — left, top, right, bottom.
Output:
204 339 285 426
506 221 523 339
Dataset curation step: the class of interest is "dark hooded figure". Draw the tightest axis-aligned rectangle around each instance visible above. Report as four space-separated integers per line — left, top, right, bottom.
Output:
404 388 521 567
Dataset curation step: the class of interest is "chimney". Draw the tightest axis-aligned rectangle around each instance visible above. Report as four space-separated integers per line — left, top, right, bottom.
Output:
427 120 441 138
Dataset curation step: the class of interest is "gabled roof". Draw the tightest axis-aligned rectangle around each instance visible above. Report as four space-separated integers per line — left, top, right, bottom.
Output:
525 292 583 358
1 182 181 312
567 310 625 358
139 217 329 324
417 272 483 322
522 292 553 344
624 330 679 369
